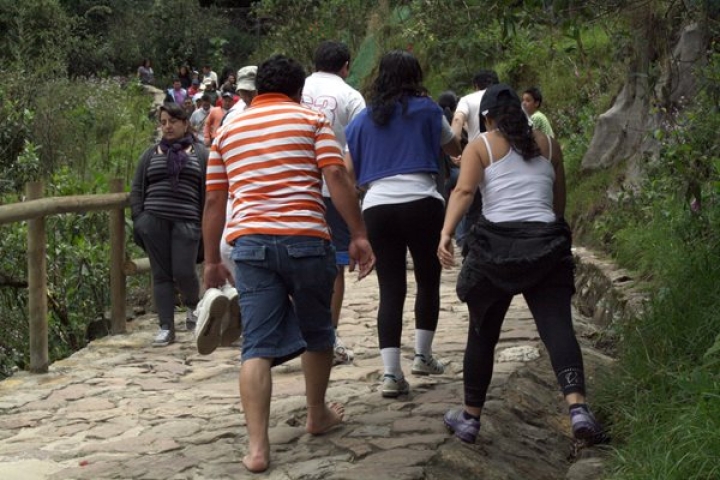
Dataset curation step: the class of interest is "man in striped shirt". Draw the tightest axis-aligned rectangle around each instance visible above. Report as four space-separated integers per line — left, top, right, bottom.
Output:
202 54 374 474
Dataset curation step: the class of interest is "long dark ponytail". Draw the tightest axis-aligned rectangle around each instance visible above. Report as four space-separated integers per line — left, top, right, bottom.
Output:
490 103 540 160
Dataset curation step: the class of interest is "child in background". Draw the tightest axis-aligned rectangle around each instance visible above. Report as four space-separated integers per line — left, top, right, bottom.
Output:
522 86 555 138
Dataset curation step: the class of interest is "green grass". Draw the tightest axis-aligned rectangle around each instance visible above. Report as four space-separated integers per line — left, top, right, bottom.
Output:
595 198 720 479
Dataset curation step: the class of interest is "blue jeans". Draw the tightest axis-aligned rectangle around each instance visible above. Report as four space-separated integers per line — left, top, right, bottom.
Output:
323 197 351 266
231 235 337 365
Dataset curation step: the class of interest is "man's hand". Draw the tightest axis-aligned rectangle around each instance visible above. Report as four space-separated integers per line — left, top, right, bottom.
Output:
203 262 232 290
451 111 467 141
348 237 375 280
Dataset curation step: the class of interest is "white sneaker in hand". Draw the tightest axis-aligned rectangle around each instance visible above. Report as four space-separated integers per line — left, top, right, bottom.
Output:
219 282 241 347
194 288 229 355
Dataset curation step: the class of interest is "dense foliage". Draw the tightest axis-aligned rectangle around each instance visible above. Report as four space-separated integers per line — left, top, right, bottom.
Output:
0 0 718 477
0 0 159 376
0 78 154 378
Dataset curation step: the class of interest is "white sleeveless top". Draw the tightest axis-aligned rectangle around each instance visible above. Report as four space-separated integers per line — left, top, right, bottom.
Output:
479 133 556 223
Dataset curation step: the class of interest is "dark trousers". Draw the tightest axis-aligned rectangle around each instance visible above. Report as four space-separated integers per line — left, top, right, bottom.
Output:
463 277 585 408
363 197 444 349
134 212 200 330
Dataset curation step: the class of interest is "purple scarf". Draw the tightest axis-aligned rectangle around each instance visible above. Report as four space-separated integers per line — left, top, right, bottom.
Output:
159 134 194 190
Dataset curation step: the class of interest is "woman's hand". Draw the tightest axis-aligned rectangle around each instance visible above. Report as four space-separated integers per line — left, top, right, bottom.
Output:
437 232 456 269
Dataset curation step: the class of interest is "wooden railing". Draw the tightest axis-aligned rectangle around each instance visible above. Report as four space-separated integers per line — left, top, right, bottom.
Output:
0 179 148 373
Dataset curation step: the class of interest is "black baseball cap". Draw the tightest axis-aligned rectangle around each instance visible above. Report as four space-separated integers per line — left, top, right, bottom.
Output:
480 84 521 117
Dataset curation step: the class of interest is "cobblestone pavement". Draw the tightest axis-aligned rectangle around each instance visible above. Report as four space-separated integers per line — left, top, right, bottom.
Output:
0 254 610 480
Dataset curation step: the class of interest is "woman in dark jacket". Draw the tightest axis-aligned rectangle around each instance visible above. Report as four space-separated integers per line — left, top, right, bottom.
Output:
438 84 607 446
130 103 207 347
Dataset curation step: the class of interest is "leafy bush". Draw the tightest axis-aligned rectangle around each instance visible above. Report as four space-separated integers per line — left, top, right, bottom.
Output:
0 75 154 378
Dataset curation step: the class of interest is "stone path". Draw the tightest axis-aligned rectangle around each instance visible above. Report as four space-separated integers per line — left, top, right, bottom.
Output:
0 253 610 480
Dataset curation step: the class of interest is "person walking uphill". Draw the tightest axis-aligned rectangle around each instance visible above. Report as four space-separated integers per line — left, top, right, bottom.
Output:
202 54 375 474
345 50 461 398
302 40 367 365
130 103 207 347
437 84 608 446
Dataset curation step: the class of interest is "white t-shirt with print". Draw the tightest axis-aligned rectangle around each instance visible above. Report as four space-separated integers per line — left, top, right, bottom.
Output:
302 72 366 197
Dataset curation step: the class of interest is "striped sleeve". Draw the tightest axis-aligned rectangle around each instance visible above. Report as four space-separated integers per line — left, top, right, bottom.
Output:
210 98 344 241
314 116 344 170
206 142 228 191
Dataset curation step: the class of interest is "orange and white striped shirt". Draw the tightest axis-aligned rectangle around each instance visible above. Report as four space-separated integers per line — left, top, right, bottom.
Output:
207 93 344 243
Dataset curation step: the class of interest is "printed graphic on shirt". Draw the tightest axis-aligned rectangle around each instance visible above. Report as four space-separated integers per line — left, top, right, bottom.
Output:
301 94 338 126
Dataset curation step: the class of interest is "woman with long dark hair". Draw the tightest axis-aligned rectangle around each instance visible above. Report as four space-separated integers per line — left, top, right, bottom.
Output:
130 103 208 347
438 84 607 445
178 65 192 90
346 50 461 398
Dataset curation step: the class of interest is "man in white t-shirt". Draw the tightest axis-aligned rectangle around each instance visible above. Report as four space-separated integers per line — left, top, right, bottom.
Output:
201 64 218 89
450 70 499 250
189 93 212 143
301 41 366 366
451 70 499 142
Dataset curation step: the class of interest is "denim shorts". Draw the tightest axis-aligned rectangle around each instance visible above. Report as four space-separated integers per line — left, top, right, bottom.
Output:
231 234 337 365
323 197 351 266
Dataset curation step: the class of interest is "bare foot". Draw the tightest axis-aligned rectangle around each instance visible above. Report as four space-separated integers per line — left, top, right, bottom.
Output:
242 452 269 474
306 402 345 435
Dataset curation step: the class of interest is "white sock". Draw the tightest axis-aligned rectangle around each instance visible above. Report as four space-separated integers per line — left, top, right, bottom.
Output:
380 348 402 378
415 329 435 358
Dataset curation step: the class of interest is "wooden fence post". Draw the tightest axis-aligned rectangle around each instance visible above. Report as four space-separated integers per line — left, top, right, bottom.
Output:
109 179 127 334
27 181 48 373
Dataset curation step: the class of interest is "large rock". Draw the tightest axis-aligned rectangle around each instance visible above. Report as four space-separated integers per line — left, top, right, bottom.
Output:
581 23 706 184
580 70 651 172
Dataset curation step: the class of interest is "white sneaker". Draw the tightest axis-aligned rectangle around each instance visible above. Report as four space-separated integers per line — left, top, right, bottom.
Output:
381 374 410 398
152 328 175 347
194 288 229 355
333 335 354 365
411 354 445 375
219 282 241 347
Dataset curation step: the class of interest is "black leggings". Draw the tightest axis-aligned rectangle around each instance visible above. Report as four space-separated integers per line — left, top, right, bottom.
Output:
363 197 444 349
463 279 585 408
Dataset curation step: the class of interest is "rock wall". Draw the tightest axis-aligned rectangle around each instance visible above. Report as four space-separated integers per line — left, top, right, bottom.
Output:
580 23 706 186
572 246 647 353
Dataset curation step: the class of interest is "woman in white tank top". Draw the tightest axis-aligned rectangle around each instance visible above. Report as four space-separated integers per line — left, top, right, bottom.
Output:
436 84 607 447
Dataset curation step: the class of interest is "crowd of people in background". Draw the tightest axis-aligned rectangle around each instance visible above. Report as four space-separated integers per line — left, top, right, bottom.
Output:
131 46 598 474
